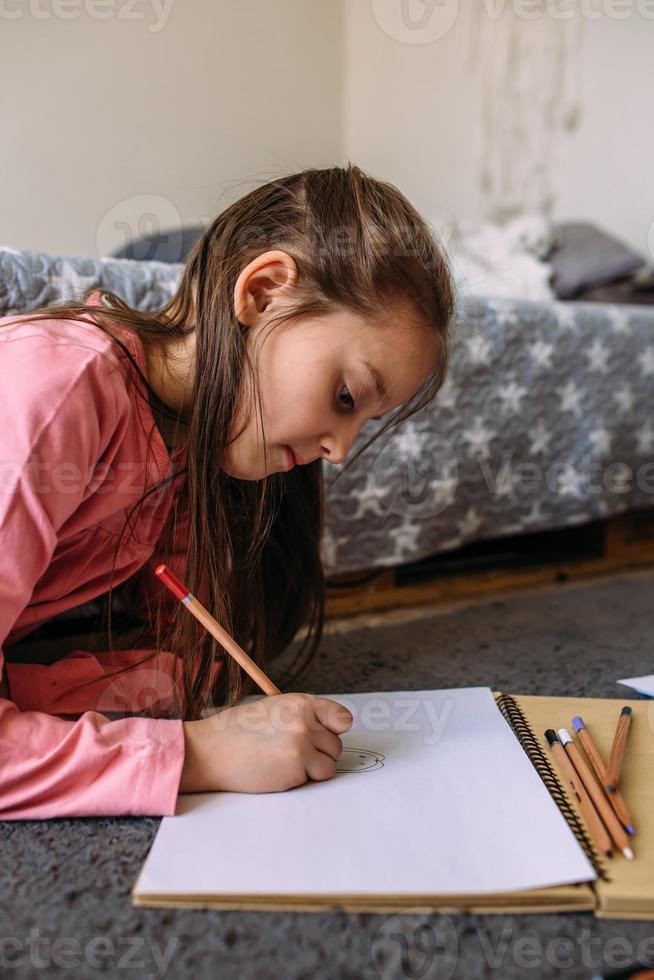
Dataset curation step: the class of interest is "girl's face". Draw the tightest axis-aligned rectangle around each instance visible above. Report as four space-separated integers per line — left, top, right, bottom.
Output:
221 303 437 481
146 251 439 480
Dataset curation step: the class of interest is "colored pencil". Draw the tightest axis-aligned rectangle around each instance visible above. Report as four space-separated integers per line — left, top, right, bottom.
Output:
606 706 633 792
558 728 633 860
154 563 281 696
545 730 613 858
572 715 635 835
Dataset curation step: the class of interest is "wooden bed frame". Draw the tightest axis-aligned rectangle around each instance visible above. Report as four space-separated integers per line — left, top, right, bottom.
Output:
324 508 654 619
7 509 654 664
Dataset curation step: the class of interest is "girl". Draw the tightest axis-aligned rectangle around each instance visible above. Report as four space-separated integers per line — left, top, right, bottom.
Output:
0 164 454 818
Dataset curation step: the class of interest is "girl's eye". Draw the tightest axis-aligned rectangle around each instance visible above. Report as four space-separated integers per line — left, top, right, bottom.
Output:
338 384 356 412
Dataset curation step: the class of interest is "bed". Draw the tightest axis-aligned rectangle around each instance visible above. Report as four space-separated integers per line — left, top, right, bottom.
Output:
1 245 652 590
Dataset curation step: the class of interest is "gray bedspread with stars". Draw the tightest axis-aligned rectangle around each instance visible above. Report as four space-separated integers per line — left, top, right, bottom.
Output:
2 246 653 586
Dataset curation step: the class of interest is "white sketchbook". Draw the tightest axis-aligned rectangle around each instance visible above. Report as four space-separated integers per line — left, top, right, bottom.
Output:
617 674 654 698
132 687 596 911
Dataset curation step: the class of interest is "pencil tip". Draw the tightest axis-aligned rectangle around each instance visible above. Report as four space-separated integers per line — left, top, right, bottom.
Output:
623 847 634 860
572 715 584 732
606 850 613 859
606 784 615 793
626 825 635 835
621 706 632 716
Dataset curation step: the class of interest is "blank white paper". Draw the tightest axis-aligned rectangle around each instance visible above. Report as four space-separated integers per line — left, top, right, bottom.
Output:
133 687 596 899
617 675 654 698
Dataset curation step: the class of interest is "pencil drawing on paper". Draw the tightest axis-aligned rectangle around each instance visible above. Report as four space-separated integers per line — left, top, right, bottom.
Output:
335 748 385 774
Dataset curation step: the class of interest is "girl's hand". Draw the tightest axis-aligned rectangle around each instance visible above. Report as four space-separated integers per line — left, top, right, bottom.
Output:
179 692 354 794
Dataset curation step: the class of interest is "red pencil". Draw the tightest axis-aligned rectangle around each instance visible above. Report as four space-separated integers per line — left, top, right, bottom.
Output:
154 563 281 696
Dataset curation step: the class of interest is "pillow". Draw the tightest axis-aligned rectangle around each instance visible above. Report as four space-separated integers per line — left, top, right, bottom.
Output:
111 224 205 263
548 222 646 299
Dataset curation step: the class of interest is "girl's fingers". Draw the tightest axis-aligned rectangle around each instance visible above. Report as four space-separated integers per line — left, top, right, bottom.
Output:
311 728 344 763
312 696 353 735
305 745 341 782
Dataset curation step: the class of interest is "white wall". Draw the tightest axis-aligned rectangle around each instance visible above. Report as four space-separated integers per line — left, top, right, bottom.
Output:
2 0 344 257
4 0 653 261
343 0 654 258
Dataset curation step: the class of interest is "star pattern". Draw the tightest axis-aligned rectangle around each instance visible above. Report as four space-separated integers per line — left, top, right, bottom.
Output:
556 464 585 498
347 472 388 521
387 520 422 562
528 419 552 456
466 332 493 365
637 425 654 454
553 303 577 331
614 385 635 415
588 427 612 456
606 306 632 334
494 465 518 500
436 376 458 410
556 379 582 416
321 532 350 569
585 338 610 373
530 338 554 370
462 416 496 459
393 421 430 458
428 470 458 514
487 299 519 326
498 377 528 414
638 346 654 377
456 507 483 537
3 246 653 583
50 260 99 302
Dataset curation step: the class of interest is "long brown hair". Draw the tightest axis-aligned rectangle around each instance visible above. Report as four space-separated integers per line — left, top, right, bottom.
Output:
7 163 455 720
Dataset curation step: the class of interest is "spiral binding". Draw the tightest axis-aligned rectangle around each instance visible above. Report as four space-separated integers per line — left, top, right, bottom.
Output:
495 692 609 882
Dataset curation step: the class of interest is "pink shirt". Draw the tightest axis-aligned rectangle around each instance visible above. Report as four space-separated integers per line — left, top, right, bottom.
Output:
0 289 220 818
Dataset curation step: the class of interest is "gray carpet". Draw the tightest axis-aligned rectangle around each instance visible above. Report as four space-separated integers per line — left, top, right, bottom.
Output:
2 570 654 980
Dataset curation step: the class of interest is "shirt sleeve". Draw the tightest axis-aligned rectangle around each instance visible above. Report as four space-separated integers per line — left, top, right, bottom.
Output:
0 349 186 819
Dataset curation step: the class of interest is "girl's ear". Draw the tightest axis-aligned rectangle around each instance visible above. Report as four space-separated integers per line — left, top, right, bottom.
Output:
233 249 298 328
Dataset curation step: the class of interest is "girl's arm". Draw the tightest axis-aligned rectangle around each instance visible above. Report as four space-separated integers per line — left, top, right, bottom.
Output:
0 351 186 819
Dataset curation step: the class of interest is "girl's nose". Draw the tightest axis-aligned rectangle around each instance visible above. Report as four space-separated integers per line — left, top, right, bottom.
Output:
321 446 346 466
320 423 359 465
